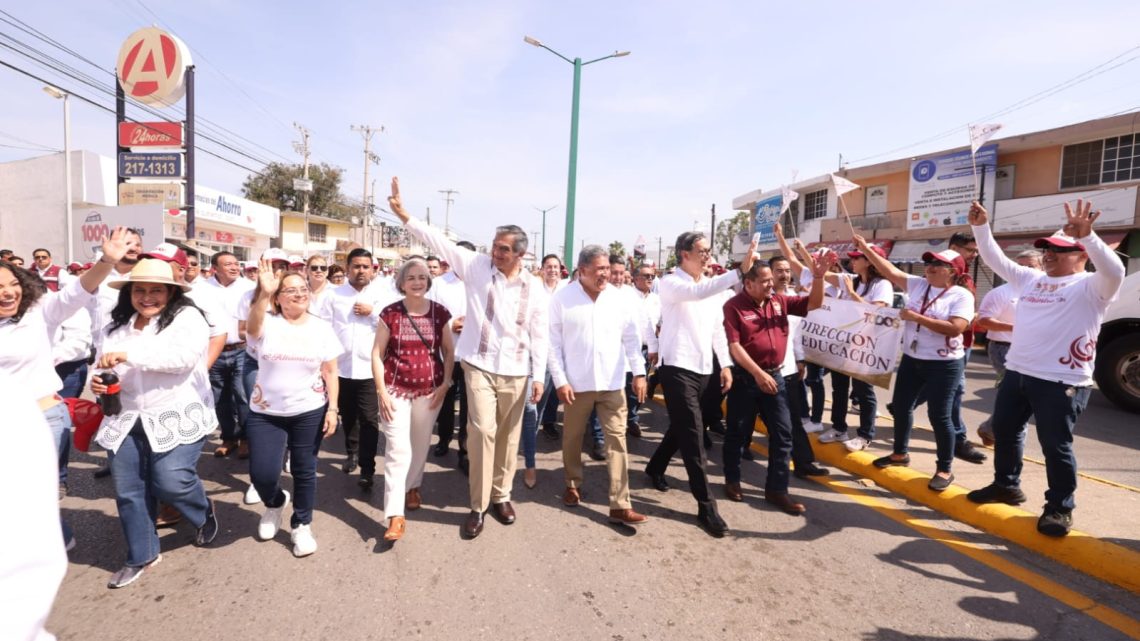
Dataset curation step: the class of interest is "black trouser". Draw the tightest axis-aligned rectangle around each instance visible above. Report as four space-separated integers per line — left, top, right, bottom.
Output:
699 355 725 428
646 365 715 506
338 377 380 474
784 371 817 468
723 366 794 492
435 363 468 454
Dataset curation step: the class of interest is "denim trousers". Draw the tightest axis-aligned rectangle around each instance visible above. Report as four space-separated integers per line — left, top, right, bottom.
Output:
54 359 88 484
830 372 878 441
888 355 963 473
723 368 794 492
247 406 326 528
914 351 971 443
43 403 73 543
986 341 1012 379
521 372 554 469
109 424 208 567
209 348 248 442
990 370 1090 511
804 363 827 423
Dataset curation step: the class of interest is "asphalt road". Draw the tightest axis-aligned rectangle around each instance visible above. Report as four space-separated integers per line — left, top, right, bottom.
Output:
49 374 1140 641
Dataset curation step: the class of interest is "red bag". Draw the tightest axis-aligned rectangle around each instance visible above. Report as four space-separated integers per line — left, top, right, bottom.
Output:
65 398 104 452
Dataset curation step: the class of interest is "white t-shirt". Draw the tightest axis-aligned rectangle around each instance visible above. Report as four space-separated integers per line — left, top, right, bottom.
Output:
250 314 343 416
977 283 1017 344
799 268 842 299
847 277 894 306
901 275 974 361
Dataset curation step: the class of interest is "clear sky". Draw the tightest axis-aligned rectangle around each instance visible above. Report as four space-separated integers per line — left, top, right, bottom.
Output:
3 1 1140 258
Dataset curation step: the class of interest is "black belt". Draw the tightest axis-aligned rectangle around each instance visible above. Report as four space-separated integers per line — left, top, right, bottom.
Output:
222 341 247 352
735 364 783 378
988 340 1011 346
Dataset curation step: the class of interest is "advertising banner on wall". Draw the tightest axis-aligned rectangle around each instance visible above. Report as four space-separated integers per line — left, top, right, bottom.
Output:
183 185 280 237
752 192 783 249
907 144 997 231
799 298 903 389
72 205 164 262
993 185 1137 233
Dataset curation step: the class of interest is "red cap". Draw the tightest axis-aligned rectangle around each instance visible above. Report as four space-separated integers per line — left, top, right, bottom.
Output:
141 242 189 268
848 245 887 260
261 248 290 263
1034 231 1085 251
921 249 967 276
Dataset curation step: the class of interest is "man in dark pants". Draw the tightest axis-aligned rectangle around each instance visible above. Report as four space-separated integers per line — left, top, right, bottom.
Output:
644 232 756 537
722 255 830 514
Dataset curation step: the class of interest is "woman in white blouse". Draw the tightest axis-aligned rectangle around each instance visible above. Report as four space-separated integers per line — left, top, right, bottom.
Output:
89 258 220 588
852 235 974 492
245 261 342 557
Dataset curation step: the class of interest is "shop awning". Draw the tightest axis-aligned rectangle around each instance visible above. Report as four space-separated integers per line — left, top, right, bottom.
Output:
889 239 950 263
179 239 217 257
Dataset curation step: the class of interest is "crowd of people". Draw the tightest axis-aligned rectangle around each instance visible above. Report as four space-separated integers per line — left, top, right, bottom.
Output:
1 179 1125 597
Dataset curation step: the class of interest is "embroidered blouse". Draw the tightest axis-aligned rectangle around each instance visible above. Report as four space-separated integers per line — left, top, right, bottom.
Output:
378 300 451 398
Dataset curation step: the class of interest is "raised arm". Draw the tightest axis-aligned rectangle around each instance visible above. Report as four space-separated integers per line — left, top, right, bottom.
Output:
245 258 279 341
852 234 908 291
805 251 836 312
388 177 479 281
773 222 806 275
968 201 1037 290
1062 199 1126 301
658 269 740 304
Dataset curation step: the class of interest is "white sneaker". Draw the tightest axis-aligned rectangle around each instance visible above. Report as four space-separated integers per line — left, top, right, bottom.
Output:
803 420 824 434
283 452 291 475
817 429 851 444
844 436 870 452
244 483 262 505
291 523 317 557
257 490 290 540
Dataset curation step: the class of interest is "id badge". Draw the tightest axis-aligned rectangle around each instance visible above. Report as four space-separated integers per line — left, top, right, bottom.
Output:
909 339 918 352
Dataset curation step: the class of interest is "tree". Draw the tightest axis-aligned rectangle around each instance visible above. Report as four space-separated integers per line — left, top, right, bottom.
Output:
608 240 626 258
714 211 751 258
242 162 356 220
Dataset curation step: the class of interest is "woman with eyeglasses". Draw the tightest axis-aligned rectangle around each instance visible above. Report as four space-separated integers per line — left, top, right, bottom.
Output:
245 260 343 557
371 258 454 541
327 264 346 286
852 234 974 492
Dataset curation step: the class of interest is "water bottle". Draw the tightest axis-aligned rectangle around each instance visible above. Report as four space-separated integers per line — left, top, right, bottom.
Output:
98 371 122 416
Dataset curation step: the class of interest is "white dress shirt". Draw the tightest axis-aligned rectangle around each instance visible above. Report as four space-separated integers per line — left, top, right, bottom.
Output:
427 271 468 363
51 305 93 366
198 274 254 344
321 281 392 380
89 267 131 348
977 283 1018 344
405 217 549 381
548 281 646 392
780 286 806 377
657 268 739 374
1 278 94 400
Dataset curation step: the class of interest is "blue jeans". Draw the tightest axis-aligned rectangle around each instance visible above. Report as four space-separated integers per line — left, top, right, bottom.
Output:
723 367 794 492
804 364 827 423
914 351 971 444
830 372 878 441
54 360 88 484
991 370 1090 511
522 372 555 468
247 406 326 527
987 341 1011 380
888 355 963 473
209 348 248 442
44 403 73 543
242 352 259 417
540 379 559 425
109 424 208 567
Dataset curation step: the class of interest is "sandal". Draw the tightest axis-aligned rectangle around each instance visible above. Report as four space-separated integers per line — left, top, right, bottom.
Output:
383 516 406 541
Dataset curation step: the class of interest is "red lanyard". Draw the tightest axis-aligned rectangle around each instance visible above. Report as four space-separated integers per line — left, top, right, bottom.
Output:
915 284 950 335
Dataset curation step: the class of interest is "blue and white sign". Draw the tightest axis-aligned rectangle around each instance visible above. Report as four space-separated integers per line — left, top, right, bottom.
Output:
907 143 997 230
753 193 784 248
118 152 183 178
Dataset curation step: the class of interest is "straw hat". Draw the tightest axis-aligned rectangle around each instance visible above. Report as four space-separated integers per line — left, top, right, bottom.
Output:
107 258 191 292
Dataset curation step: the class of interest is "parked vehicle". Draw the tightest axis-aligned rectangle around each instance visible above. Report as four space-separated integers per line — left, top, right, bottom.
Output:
1095 270 1140 413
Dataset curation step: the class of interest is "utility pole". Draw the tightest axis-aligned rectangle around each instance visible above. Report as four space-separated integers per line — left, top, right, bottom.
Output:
351 124 383 252
710 203 716 261
292 122 312 252
426 206 431 226
533 204 557 259
439 189 459 234
530 229 541 260
656 236 662 267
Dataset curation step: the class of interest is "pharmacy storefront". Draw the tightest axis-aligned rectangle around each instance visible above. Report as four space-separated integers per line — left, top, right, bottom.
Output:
165 185 279 260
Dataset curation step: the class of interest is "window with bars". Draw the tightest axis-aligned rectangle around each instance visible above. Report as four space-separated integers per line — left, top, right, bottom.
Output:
1101 134 1140 184
308 222 327 243
1058 136 1140 189
803 189 828 220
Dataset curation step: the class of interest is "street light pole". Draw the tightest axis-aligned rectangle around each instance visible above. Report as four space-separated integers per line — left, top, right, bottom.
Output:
533 204 557 258
524 36 629 271
44 86 72 263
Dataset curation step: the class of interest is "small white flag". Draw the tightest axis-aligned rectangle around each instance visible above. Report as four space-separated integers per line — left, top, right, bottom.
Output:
831 174 860 196
969 123 1003 154
780 186 799 214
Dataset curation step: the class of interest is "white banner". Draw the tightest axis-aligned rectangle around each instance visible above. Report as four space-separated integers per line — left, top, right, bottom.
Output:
907 144 997 231
72 205 164 262
799 298 903 389
993 185 1137 233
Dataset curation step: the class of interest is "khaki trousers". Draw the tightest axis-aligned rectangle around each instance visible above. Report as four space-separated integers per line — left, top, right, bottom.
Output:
561 389 632 510
464 364 528 512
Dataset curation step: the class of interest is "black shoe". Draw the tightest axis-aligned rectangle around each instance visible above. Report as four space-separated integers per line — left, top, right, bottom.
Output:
343 454 358 474
358 473 374 491
928 473 955 492
741 447 754 461
793 463 830 479
194 499 219 547
873 454 910 469
709 421 726 435
955 441 988 464
967 483 1027 506
646 471 669 492
886 402 895 415
627 423 642 439
432 442 449 457
1037 506 1073 537
697 502 729 538
93 465 112 479
589 441 606 461
458 452 469 476
542 423 561 441
703 432 713 449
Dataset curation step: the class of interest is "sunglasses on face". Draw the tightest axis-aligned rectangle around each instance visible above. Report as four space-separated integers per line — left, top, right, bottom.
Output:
33 254 49 259
1044 246 1082 254
923 260 951 268
308 265 329 272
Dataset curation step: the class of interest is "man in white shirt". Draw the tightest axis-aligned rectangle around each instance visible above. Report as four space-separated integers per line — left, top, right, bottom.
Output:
974 249 1043 445
427 245 473 469
389 178 548 539
199 250 256 458
608 255 659 440
633 263 662 400
644 231 756 537
322 248 398 484
965 200 1125 537
549 245 649 526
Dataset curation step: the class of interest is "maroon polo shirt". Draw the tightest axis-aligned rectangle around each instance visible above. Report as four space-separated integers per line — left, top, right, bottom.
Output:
722 290 810 370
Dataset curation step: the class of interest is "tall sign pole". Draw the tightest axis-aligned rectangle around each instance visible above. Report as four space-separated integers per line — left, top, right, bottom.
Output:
185 66 196 239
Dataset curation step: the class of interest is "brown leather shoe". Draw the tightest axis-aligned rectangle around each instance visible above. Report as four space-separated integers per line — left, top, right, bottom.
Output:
237 439 250 460
406 488 422 511
724 482 743 502
155 503 182 528
383 516 406 541
563 487 581 507
213 440 237 458
608 508 649 526
765 491 806 515
462 511 484 539
491 501 516 525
